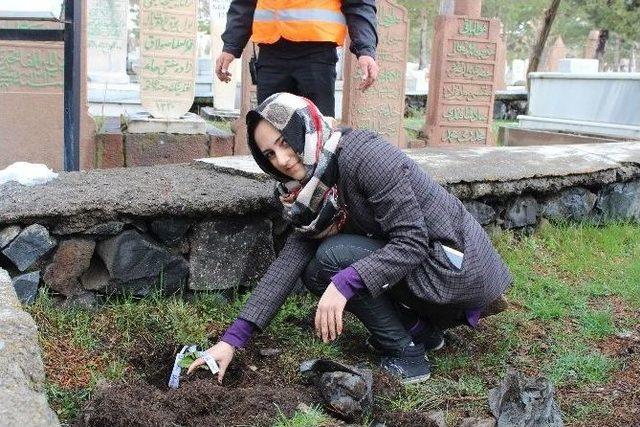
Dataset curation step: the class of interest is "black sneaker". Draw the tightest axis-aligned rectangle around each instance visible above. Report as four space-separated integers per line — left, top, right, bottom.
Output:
366 328 445 353
380 343 431 384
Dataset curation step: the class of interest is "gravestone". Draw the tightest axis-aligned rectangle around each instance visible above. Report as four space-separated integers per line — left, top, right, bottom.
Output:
139 0 198 119
423 0 503 146
542 37 566 72
342 0 409 147
233 44 258 155
211 0 240 110
87 0 130 84
584 30 599 59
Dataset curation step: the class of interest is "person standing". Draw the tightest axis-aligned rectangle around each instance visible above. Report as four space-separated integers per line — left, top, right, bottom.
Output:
214 0 379 117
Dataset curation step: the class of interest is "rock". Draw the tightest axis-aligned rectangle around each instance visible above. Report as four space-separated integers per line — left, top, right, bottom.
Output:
81 257 111 292
82 221 125 239
542 187 596 221
149 217 191 245
125 219 148 233
259 348 282 357
43 238 95 296
0 225 20 249
0 268 61 426
1 224 56 272
96 230 189 296
189 217 275 290
493 101 507 120
595 179 640 221
11 271 40 304
61 291 99 310
459 417 496 427
427 410 447 427
300 359 373 422
464 200 497 225
503 197 538 229
489 369 563 427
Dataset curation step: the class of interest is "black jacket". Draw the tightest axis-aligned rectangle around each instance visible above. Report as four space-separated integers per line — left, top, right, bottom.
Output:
221 0 378 59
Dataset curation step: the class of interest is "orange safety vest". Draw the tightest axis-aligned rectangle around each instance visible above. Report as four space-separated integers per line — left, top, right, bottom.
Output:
251 0 347 46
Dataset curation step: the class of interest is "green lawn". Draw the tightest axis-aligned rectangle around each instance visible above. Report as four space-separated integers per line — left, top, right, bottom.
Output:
29 222 640 425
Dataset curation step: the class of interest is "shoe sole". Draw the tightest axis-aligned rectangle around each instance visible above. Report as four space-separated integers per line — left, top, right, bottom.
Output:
401 372 431 384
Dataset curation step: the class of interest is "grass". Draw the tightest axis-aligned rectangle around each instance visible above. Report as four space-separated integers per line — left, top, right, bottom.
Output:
29 222 640 425
273 405 335 427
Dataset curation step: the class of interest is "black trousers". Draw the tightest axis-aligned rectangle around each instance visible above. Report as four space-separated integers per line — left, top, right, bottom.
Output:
303 234 467 352
255 47 337 117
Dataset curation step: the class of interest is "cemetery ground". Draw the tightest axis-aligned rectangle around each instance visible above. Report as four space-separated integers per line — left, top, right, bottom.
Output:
29 222 639 427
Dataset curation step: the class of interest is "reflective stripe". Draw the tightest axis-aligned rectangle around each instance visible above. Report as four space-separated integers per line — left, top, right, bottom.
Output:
254 8 346 25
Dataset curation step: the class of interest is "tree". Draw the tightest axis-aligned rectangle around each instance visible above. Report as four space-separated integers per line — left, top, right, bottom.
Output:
527 0 562 77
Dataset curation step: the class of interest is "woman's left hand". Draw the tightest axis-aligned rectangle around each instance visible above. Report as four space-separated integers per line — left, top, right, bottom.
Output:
315 283 347 343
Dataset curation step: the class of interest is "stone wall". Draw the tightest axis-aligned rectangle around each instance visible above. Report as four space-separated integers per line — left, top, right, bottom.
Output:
1 142 640 306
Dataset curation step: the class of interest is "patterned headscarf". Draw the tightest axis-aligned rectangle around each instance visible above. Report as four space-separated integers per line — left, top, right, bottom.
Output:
247 93 347 239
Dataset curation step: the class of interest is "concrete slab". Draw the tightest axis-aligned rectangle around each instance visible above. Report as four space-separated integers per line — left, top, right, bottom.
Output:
124 112 206 134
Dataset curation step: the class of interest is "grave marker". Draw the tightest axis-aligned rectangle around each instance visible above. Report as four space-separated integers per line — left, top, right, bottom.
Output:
87 0 129 84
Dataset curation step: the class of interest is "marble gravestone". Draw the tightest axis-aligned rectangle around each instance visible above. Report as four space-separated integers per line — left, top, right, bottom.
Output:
211 0 240 111
139 0 198 119
233 44 259 155
342 0 409 148
87 0 130 84
423 0 503 146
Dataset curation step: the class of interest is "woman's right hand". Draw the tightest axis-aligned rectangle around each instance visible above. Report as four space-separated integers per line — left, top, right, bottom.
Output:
187 341 235 384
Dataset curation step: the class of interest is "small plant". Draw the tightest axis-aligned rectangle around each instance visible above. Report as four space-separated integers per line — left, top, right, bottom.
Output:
273 404 334 427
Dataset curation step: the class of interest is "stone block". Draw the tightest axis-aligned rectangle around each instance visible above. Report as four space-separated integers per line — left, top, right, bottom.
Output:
0 225 20 250
504 197 538 229
82 221 126 239
95 132 125 169
43 238 96 296
189 217 275 290
208 126 234 157
542 187 597 221
124 133 209 167
124 112 206 134
12 271 40 304
149 217 191 245
97 230 189 296
595 179 640 221
464 200 496 225
81 256 110 292
2 224 56 272
0 268 61 427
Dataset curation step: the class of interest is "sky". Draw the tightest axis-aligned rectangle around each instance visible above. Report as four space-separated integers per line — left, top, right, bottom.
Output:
0 0 62 16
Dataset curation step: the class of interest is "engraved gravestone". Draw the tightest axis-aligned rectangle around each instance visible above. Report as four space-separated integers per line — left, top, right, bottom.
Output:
139 0 198 119
424 0 503 146
87 0 130 84
342 0 408 147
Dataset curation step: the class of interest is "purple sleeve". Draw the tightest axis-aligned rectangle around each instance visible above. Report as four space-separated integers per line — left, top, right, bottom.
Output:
465 308 482 328
221 318 256 348
331 266 365 300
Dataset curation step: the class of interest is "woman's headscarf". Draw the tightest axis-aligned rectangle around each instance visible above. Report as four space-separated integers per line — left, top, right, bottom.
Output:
247 92 347 239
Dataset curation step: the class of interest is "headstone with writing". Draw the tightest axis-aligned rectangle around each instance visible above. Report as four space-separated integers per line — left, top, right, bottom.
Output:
233 44 258 155
342 0 409 147
423 0 503 146
87 0 130 84
211 0 241 111
139 0 198 119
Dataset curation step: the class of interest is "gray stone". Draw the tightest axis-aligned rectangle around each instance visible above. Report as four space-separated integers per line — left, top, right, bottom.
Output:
427 410 447 427
43 238 95 296
0 268 61 426
97 230 189 296
81 256 110 292
459 417 496 427
189 217 275 290
149 217 191 245
0 225 20 249
61 291 99 310
464 200 497 225
504 197 538 229
82 221 125 238
299 359 373 422
259 348 282 357
1 224 56 272
542 187 597 221
595 179 640 221
11 271 40 304
489 369 563 427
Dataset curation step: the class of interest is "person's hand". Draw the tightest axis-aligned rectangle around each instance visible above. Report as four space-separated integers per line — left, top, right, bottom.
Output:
187 341 235 384
215 52 235 83
357 55 379 91
315 283 347 343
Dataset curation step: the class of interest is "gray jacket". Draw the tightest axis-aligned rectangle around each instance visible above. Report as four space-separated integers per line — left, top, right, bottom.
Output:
239 130 513 330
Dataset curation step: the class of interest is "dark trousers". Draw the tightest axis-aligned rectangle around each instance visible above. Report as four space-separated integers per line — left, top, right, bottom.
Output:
255 51 337 117
303 234 467 352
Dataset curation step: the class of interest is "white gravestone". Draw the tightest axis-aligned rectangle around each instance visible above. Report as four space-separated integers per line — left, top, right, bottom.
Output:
87 0 130 84
557 58 599 74
210 0 240 110
139 0 198 119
